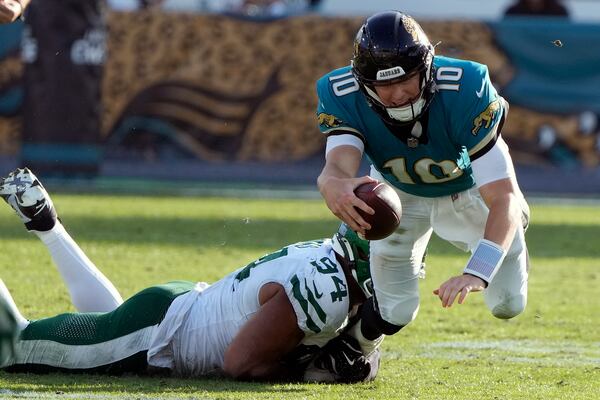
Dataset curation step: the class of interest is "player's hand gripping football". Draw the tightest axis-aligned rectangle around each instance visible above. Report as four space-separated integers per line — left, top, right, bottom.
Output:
319 175 376 236
433 274 486 308
0 0 22 24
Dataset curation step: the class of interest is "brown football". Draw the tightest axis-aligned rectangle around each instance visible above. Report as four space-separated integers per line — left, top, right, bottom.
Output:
354 181 402 240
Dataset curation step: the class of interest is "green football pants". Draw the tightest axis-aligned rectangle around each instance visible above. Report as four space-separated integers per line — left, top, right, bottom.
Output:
3 281 194 374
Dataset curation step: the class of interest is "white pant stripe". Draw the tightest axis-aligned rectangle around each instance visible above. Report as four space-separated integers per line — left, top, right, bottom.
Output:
10 325 157 369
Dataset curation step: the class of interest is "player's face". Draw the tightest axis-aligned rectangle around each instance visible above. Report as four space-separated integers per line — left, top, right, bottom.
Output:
373 74 421 108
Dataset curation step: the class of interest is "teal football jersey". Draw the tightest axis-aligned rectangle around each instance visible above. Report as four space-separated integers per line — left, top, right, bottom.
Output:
316 56 504 198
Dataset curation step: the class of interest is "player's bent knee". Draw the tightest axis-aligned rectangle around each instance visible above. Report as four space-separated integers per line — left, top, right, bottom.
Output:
386 307 418 327
380 297 419 328
491 295 527 319
376 305 416 333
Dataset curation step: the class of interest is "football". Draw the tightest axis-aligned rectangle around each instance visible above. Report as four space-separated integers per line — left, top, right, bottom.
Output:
354 181 402 240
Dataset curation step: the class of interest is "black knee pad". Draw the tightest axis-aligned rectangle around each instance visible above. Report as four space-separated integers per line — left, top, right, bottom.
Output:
360 296 404 339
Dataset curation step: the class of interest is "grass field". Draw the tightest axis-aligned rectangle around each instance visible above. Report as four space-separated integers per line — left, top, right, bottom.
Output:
0 194 598 399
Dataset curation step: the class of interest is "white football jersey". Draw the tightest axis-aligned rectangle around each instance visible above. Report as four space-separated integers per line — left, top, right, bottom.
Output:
148 239 351 377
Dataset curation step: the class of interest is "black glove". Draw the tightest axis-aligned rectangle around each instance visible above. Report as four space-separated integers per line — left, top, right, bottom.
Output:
280 344 322 381
304 334 379 383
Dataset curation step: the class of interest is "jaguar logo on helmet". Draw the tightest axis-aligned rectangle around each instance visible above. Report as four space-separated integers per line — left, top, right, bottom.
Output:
402 14 428 44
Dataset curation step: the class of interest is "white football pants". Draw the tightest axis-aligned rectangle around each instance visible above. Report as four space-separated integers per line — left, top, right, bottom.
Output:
369 168 529 327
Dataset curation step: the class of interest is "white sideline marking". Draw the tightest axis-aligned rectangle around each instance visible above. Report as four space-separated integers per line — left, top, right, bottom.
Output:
412 340 600 367
0 391 209 400
0 391 122 399
429 339 600 354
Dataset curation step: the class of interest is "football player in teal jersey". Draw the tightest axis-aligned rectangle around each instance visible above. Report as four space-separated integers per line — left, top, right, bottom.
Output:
316 11 530 349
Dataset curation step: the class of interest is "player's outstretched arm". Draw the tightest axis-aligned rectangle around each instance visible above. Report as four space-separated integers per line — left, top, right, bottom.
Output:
0 0 30 24
222 282 304 380
433 177 522 307
478 178 522 251
317 145 376 236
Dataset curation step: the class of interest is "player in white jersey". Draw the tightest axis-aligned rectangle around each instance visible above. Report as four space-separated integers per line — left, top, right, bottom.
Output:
0 168 380 382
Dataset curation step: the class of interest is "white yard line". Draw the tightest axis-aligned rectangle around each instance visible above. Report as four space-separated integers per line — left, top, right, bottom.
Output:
412 339 600 367
428 339 600 355
0 392 123 399
0 391 215 400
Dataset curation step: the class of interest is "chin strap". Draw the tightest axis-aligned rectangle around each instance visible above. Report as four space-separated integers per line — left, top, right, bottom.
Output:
363 80 428 123
386 97 425 122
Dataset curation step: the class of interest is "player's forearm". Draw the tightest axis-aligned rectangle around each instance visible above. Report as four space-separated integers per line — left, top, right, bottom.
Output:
223 283 304 380
317 164 350 190
317 146 362 190
483 191 521 251
478 177 522 251
462 192 520 285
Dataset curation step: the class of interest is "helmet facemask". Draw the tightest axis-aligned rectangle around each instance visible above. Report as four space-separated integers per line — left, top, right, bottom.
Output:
331 223 373 297
362 64 434 124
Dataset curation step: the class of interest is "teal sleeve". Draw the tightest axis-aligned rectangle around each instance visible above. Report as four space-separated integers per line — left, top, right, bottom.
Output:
315 75 364 140
452 65 504 157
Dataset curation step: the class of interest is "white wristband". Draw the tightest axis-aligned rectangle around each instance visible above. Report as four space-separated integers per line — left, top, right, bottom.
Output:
463 239 506 284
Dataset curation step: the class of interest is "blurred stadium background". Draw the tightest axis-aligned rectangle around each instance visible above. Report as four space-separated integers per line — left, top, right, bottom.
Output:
1 0 600 196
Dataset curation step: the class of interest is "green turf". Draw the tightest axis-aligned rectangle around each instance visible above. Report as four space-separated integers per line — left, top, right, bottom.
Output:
0 195 598 399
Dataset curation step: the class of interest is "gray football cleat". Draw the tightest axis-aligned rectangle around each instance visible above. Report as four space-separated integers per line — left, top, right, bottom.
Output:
0 167 57 232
